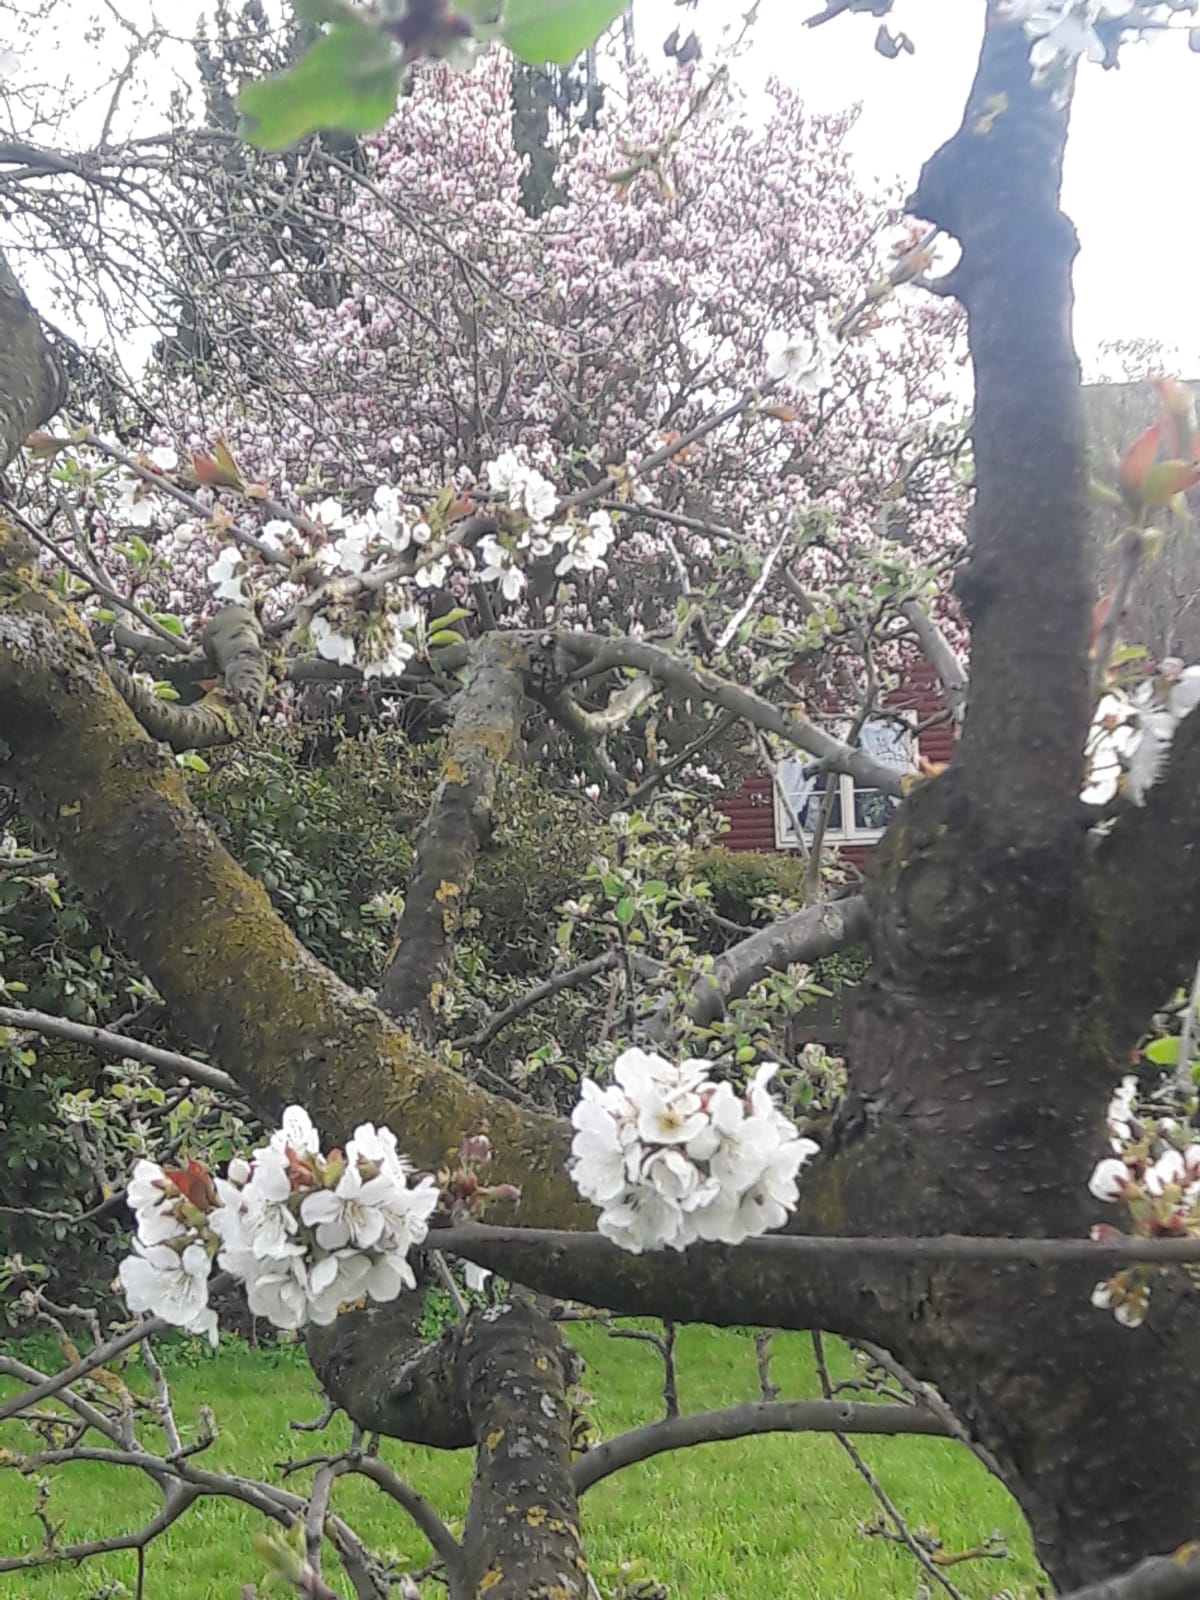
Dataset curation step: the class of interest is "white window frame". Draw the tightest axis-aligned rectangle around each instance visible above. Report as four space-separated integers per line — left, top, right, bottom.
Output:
773 713 916 849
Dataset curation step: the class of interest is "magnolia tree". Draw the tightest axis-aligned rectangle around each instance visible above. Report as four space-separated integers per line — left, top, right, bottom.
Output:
5 0 1200 1597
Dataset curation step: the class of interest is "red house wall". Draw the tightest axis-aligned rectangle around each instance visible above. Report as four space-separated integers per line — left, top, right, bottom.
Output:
719 663 955 857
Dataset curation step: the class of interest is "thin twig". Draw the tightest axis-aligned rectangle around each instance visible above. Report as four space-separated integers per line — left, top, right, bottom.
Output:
0 1004 239 1095
811 1331 969 1600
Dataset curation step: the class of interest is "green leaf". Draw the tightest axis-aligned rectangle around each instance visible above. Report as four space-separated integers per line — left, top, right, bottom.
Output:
177 752 211 774
1145 1036 1181 1066
614 896 635 925
502 0 629 66
239 19 400 151
428 628 466 648
154 613 186 636
153 681 181 701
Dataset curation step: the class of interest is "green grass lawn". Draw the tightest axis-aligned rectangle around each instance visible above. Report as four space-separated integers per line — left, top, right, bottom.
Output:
0 1322 1044 1599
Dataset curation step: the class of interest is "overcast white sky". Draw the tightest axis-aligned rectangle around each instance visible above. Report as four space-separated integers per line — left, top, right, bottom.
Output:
635 0 1198 375
9 0 1198 375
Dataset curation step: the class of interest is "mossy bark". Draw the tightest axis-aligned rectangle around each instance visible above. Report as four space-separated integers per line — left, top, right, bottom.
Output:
458 1302 586 1600
378 633 527 1034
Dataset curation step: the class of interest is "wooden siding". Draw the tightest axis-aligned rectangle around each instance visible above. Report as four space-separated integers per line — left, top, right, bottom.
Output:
719 662 954 856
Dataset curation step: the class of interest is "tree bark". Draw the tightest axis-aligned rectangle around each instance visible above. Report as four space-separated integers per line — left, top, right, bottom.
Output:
377 633 527 1035
0 247 66 473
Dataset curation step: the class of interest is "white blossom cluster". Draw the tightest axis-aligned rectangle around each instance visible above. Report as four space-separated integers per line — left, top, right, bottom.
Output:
1086 1076 1200 1327
1125 661 1200 802
570 1048 819 1253
201 455 614 661
762 319 838 394
1089 660 1200 804
1001 2 1189 106
477 451 615 600
119 1106 438 1341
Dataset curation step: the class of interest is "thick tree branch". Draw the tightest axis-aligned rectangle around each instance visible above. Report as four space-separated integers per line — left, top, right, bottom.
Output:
572 1398 947 1494
105 662 253 750
900 599 968 724
0 248 66 472
909 5 1092 844
308 1295 474 1449
0 553 584 1226
646 894 870 1043
105 604 267 750
458 1301 586 1600
543 672 657 739
376 633 527 1034
1059 1549 1200 1600
557 632 908 794
434 1222 1200 1273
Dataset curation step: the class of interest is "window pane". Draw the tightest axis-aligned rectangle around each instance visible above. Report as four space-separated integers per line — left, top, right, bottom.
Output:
853 786 899 832
851 718 913 835
777 761 842 836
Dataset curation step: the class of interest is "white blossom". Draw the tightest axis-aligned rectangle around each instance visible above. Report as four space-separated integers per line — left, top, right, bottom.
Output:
1089 1156 1133 1201
305 1249 371 1325
300 1164 393 1252
596 1186 686 1254
243 1254 309 1330
310 614 357 666
362 614 417 679
207 546 247 603
119 1240 218 1345
1127 707 1176 803
313 496 348 531
1106 1073 1138 1152
373 1173 439 1257
372 485 414 552
414 550 451 590
476 533 527 601
1168 665 1200 721
120 1105 436 1336
272 1105 322 1158
1143 1147 1186 1198
329 525 372 574
115 474 157 527
555 511 614 577
126 1159 184 1245
1001 1 1161 106
762 320 837 393
261 518 294 550
347 1121 410 1185
239 1147 304 1260
485 450 559 522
